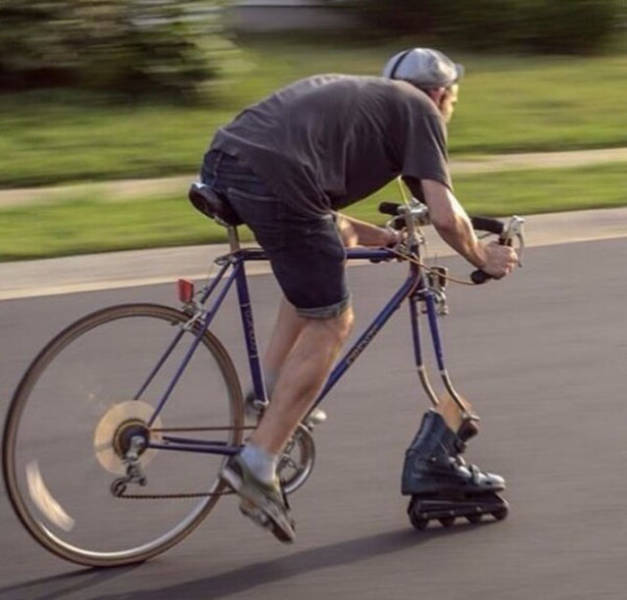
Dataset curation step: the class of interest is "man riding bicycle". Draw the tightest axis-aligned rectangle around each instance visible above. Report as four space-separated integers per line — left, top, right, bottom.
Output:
200 48 518 542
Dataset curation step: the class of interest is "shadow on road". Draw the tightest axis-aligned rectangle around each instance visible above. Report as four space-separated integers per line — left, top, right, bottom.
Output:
0 565 141 600
105 525 488 600
1 523 490 600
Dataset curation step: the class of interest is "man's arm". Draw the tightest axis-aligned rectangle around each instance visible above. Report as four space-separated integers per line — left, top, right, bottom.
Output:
421 179 517 278
334 212 399 248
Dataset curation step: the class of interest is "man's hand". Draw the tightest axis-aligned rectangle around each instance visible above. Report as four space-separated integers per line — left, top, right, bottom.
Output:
335 212 400 247
479 241 518 279
383 226 403 248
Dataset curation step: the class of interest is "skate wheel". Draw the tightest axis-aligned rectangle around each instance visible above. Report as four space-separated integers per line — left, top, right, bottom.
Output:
407 496 429 531
409 513 429 530
466 514 482 524
407 498 429 530
491 506 508 521
439 516 455 528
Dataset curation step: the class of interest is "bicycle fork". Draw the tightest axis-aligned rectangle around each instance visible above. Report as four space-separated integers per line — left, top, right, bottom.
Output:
409 283 479 426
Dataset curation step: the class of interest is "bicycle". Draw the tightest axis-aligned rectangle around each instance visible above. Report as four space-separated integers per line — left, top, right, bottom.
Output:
2 182 524 567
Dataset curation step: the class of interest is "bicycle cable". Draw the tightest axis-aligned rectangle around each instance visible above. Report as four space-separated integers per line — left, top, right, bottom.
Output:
387 246 477 286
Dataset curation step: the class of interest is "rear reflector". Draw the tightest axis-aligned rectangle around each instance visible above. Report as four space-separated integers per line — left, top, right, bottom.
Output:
177 279 195 303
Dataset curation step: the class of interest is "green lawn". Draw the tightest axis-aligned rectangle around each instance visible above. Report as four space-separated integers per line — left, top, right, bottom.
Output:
1 163 625 262
1 37 626 188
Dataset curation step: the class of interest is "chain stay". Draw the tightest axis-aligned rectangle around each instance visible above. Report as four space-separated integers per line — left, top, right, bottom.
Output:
113 423 249 499
150 425 254 432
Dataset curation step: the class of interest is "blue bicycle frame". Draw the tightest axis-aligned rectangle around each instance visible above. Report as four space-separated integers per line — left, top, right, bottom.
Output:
140 244 463 457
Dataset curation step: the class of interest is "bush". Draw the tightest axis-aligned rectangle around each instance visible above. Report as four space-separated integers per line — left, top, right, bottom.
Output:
348 1 434 35
0 1 224 98
432 0 528 51
353 0 621 54
519 0 620 53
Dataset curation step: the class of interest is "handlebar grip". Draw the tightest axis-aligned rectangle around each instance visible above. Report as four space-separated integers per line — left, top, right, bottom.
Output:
378 202 402 216
470 269 492 284
469 216 506 284
470 216 504 235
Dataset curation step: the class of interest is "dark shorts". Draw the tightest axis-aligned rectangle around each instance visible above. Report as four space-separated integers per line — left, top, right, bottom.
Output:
201 150 350 319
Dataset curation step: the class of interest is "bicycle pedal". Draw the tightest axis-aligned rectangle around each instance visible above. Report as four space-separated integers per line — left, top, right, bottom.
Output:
303 407 327 427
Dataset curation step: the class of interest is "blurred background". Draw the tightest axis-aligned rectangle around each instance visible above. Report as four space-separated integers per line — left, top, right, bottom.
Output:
0 0 626 260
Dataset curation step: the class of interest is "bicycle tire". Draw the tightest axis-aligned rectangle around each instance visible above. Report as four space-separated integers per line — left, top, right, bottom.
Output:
3 303 244 567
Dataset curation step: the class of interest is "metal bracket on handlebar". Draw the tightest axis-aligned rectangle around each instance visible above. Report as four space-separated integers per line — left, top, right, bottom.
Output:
385 199 430 249
426 267 449 316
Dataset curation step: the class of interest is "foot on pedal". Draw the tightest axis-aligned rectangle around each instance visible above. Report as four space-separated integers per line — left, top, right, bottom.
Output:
221 454 295 543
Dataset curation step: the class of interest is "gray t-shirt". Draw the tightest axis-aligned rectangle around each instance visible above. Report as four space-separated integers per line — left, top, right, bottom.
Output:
211 74 451 217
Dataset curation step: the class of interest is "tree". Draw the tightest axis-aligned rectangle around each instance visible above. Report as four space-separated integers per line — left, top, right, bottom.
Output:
0 1 226 98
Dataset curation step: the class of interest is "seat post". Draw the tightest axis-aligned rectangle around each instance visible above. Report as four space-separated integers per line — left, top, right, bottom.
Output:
227 226 240 252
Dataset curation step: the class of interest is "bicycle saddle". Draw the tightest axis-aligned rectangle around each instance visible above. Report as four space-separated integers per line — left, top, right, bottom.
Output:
188 183 243 227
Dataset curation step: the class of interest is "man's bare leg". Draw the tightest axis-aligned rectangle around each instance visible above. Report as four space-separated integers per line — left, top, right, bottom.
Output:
249 307 354 454
258 213 394 394
260 297 307 392
221 306 353 542
223 215 390 539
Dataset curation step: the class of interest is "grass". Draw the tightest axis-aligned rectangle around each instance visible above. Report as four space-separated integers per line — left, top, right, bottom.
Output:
1 163 625 262
1 37 626 188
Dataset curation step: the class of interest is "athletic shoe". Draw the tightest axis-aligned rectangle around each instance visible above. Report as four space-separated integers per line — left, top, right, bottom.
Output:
220 453 295 543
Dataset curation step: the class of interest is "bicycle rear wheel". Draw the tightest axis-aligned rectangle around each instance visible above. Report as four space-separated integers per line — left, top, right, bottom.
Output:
3 303 244 567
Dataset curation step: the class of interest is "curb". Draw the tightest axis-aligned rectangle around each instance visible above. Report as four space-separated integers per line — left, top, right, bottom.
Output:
1 206 626 301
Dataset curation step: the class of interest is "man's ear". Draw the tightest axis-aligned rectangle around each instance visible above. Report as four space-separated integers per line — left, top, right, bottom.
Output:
426 87 446 106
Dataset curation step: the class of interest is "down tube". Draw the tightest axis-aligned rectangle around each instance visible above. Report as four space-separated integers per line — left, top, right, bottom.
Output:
311 273 419 408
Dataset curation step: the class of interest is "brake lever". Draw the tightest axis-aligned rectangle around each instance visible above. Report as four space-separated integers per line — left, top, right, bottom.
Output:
507 216 525 268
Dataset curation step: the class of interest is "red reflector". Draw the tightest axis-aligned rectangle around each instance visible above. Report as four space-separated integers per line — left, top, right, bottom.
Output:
177 279 195 303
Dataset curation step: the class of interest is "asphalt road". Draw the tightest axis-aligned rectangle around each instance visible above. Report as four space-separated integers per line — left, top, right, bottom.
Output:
1 238 627 600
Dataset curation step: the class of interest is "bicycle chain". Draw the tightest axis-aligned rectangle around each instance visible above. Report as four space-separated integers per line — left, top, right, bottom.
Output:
117 489 234 500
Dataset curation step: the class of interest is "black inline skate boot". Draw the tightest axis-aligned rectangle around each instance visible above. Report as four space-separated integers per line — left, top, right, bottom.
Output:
402 410 508 529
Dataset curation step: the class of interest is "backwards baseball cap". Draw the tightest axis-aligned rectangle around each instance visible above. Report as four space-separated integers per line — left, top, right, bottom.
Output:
382 48 464 89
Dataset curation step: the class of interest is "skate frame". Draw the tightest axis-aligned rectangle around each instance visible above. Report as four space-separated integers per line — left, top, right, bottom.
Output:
140 242 467 457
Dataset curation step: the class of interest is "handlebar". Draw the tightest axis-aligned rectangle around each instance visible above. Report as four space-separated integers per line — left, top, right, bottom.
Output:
377 201 524 284
469 216 504 236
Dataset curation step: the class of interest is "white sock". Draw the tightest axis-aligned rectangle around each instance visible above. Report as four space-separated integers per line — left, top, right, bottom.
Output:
240 443 278 484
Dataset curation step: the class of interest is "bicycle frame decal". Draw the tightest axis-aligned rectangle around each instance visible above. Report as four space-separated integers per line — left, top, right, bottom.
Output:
234 258 267 406
312 257 421 408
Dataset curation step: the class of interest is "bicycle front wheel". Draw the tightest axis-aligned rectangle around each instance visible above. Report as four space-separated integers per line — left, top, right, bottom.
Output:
3 303 244 567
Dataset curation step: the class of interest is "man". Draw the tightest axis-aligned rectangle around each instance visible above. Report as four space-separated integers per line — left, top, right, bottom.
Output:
200 48 518 542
